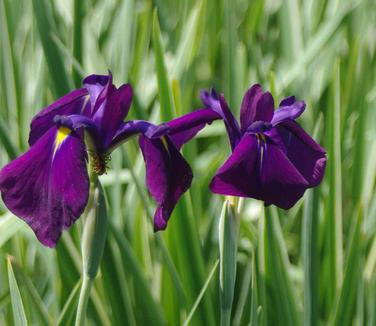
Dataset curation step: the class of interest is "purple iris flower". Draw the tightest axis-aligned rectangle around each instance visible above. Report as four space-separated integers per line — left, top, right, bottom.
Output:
0 73 218 247
201 84 327 209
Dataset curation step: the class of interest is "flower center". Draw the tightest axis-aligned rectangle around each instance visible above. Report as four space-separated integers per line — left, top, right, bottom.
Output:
88 151 111 175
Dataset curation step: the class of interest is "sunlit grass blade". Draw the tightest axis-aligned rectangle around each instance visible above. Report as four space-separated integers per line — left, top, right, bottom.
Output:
173 0 206 78
0 214 25 248
0 120 18 160
324 59 343 310
109 221 165 326
332 207 363 325
224 0 237 109
277 0 359 90
152 9 175 121
31 0 71 96
302 188 320 326
72 0 83 87
263 207 299 326
7 256 28 326
11 261 52 325
0 0 21 147
219 199 239 326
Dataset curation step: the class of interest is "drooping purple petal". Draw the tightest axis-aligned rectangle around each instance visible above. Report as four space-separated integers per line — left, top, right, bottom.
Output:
109 120 169 151
240 84 274 132
139 135 193 231
29 88 88 146
270 120 326 187
0 127 89 247
94 84 133 148
271 98 305 126
166 108 221 149
200 89 241 149
210 133 309 209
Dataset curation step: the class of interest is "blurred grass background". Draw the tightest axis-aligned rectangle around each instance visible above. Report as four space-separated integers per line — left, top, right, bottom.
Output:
0 0 375 325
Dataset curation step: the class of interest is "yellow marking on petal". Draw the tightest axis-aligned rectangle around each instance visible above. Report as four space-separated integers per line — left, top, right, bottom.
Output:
161 136 169 153
53 127 71 158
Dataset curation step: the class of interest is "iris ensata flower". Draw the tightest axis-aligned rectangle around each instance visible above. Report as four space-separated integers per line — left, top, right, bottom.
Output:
201 84 327 209
0 73 218 247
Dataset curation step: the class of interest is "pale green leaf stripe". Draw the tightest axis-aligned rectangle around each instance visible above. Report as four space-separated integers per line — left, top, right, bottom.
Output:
7 257 28 326
183 259 219 326
152 9 175 121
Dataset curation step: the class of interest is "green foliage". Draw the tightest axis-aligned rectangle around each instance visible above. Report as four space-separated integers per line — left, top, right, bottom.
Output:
0 0 375 325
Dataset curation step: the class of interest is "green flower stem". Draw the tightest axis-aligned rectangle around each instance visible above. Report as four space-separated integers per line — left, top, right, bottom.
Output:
75 165 108 325
219 197 240 326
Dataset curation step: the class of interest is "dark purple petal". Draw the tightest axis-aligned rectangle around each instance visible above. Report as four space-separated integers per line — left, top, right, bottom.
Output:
210 133 309 209
109 120 169 151
93 84 133 148
271 98 305 126
240 84 274 132
0 127 89 247
270 120 326 187
139 135 193 230
29 88 88 146
200 89 241 149
166 108 221 149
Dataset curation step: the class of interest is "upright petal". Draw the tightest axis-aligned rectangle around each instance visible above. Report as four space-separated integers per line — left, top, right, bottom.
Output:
240 84 274 132
0 127 89 247
271 120 327 187
95 84 133 148
210 134 309 209
271 98 305 126
201 89 241 149
139 135 193 231
82 73 115 116
29 88 88 146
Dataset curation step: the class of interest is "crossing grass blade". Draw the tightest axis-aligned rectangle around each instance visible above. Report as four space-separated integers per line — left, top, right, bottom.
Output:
7 257 28 326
